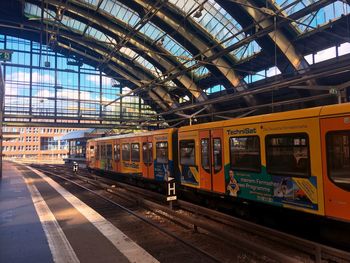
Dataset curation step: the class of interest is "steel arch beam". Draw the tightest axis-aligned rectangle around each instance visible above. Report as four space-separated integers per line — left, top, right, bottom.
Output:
119 0 257 106
232 0 310 72
27 0 212 109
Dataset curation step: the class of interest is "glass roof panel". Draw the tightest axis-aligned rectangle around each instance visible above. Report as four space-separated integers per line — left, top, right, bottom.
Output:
294 1 350 34
61 16 87 33
24 3 55 20
77 0 100 7
85 26 111 42
168 0 261 61
100 0 140 27
97 0 208 76
274 0 315 16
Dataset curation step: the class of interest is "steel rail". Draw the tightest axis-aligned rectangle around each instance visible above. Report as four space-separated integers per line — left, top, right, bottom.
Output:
57 165 350 263
31 166 222 263
32 164 349 263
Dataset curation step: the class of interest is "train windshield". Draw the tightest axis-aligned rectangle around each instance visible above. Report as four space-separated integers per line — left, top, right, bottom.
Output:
156 142 168 164
266 133 310 177
327 131 350 191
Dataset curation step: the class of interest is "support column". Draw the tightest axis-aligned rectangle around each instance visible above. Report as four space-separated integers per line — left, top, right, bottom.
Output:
0 62 5 178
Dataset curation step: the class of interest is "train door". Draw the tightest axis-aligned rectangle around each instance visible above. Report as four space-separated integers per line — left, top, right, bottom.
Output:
199 130 212 190
141 137 148 178
147 136 154 179
199 129 225 193
321 116 350 222
114 140 121 173
142 137 154 179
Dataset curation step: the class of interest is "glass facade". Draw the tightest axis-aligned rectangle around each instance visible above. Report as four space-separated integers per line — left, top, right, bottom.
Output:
1 34 159 126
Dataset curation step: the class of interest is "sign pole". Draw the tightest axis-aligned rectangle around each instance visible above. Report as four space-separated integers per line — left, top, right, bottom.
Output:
166 172 177 209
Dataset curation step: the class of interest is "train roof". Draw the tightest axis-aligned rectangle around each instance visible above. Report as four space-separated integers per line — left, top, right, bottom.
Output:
179 103 350 132
89 128 176 142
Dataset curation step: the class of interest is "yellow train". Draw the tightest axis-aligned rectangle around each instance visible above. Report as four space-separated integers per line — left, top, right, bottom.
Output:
87 103 350 223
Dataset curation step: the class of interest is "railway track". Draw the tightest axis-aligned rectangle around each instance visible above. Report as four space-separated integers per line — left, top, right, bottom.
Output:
31 164 350 263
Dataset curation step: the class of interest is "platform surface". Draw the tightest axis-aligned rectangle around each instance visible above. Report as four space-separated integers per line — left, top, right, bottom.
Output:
0 162 158 263
0 162 53 263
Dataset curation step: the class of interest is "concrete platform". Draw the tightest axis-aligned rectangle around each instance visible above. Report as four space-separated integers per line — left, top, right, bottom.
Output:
0 162 158 263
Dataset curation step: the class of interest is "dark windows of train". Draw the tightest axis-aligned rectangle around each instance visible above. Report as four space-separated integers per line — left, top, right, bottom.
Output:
180 140 196 166
143 142 153 164
116 144 120 161
96 145 100 160
213 138 222 173
90 146 95 158
107 144 112 158
122 143 130 161
156 142 168 164
101 145 106 158
230 136 260 172
201 139 210 173
266 133 310 177
326 131 350 191
113 144 117 160
131 143 140 162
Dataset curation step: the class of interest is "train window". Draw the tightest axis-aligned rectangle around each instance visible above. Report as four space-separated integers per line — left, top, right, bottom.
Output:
122 143 130 161
131 143 140 162
107 145 112 158
266 133 310 177
116 144 120 161
201 139 210 173
96 145 100 160
213 138 222 173
326 131 350 191
101 145 106 158
143 142 153 164
156 142 168 164
113 144 117 160
90 146 95 158
180 140 196 166
230 136 260 172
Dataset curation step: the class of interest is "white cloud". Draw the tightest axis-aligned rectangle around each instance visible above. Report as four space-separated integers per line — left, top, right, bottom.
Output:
86 74 112 86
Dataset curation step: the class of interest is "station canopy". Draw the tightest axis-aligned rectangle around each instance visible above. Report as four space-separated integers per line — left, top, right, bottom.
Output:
0 0 350 128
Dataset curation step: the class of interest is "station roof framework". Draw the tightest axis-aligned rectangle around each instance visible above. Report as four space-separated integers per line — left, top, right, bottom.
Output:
0 0 349 128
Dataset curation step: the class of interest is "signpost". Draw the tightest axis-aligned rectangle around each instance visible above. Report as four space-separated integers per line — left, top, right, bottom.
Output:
73 161 79 173
166 174 177 209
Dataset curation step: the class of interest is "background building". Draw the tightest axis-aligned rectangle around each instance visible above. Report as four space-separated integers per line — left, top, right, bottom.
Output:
2 127 78 162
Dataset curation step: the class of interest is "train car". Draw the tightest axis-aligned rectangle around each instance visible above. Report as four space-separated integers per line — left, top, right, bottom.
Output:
87 128 178 181
178 103 350 222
